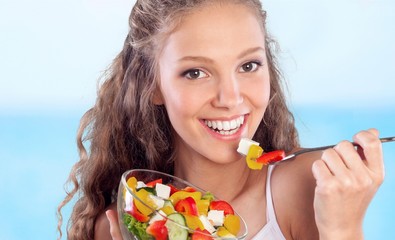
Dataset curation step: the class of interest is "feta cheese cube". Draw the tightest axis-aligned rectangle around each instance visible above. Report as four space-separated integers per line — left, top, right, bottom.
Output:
155 183 171 199
136 181 146 188
149 195 165 209
124 190 133 212
149 210 166 224
237 138 259 156
207 210 225 226
199 215 216 233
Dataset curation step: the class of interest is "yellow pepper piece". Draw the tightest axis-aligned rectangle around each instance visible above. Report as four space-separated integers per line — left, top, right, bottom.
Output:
160 205 175 215
123 176 137 199
134 188 156 216
224 214 241 236
183 214 204 230
196 199 210 216
169 190 202 205
216 226 236 238
246 144 264 170
126 177 137 193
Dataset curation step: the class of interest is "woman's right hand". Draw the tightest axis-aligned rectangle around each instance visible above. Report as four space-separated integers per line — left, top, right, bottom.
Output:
311 129 385 240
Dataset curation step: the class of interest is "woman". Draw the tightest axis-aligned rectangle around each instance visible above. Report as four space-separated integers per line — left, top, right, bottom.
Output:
58 0 385 239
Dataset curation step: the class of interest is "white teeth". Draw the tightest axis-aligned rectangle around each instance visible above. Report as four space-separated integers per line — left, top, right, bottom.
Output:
223 121 230 131
204 116 245 135
230 119 237 129
216 121 223 130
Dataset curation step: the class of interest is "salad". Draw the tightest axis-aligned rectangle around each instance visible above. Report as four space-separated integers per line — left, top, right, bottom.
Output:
122 176 242 240
237 138 285 170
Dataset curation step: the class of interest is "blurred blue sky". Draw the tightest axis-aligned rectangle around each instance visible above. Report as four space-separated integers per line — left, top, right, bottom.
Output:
0 0 394 112
0 0 394 239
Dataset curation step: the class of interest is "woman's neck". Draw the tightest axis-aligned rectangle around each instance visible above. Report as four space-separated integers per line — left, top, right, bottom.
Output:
174 154 267 202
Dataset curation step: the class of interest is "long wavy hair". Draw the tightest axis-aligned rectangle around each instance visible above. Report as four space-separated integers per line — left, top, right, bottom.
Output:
57 0 299 239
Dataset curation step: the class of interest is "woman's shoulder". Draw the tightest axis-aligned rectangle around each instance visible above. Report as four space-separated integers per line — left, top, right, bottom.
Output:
94 202 116 240
270 149 321 239
273 149 321 189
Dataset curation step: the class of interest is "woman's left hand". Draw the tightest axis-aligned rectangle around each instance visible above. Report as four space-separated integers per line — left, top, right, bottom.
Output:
311 128 385 240
106 209 123 240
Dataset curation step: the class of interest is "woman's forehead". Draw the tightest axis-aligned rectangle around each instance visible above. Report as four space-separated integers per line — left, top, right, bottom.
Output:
159 3 265 60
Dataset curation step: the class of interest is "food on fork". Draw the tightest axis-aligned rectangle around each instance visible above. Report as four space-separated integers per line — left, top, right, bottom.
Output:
237 138 285 170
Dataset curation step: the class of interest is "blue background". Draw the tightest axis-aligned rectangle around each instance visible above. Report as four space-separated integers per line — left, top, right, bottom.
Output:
1 0 394 239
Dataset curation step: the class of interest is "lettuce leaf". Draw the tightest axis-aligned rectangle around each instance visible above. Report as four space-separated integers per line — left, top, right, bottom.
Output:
123 213 154 240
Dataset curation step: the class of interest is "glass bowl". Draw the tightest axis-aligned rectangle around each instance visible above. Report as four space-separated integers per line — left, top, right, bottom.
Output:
117 169 248 240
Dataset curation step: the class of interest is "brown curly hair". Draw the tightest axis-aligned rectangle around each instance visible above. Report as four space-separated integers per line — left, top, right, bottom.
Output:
57 0 299 239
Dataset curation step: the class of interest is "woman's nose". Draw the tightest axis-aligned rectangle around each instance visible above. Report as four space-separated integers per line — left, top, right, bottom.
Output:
212 75 244 109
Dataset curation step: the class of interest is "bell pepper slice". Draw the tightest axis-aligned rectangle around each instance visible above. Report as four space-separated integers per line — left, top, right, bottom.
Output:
175 196 199 216
216 226 235 238
146 178 163 188
125 201 150 222
134 188 156 216
223 214 240 236
160 205 175 215
126 176 138 192
123 176 138 200
169 190 202 205
191 229 213 240
182 186 197 192
209 200 234 215
196 199 210 216
246 145 264 170
183 214 205 230
167 184 180 195
146 220 168 240
256 150 285 165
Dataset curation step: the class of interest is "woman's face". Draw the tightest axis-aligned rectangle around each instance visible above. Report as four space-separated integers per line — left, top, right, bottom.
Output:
157 3 270 164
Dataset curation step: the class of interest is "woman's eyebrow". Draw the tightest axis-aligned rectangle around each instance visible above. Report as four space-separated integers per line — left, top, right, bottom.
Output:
237 46 266 59
176 46 265 63
177 55 214 64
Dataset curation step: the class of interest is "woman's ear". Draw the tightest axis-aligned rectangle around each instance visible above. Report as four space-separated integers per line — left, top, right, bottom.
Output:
151 87 164 105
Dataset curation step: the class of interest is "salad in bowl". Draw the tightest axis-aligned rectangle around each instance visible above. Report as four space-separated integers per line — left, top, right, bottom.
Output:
117 169 248 240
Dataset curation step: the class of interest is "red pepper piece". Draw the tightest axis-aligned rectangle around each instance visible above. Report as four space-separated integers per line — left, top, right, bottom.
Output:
191 229 213 240
183 186 197 192
256 150 285 165
125 201 150 222
146 220 168 240
146 178 163 188
209 200 234 215
168 184 180 195
175 196 199 216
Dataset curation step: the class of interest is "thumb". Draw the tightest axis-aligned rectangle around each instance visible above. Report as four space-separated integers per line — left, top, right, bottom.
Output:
106 210 123 240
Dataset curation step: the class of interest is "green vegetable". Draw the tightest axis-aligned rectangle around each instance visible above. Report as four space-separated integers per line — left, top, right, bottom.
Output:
123 213 154 240
202 191 215 201
165 213 188 240
138 187 157 195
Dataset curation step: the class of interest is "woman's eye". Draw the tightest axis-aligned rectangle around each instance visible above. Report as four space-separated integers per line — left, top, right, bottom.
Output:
182 69 209 80
239 61 261 73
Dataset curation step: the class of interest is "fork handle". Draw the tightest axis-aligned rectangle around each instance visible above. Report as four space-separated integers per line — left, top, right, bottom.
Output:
279 136 395 162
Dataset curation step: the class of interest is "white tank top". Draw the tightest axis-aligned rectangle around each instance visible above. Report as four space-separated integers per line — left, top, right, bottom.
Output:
250 165 286 240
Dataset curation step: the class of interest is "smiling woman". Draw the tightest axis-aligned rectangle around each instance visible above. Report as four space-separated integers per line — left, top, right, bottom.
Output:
156 3 271 165
41 1 392 240
1 0 394 240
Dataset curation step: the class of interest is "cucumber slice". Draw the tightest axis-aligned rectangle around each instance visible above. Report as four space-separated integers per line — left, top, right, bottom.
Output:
165 213 188 240
163 200 175 210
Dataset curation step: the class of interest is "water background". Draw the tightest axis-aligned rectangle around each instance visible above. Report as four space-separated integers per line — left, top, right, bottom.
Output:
1 107 394 239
